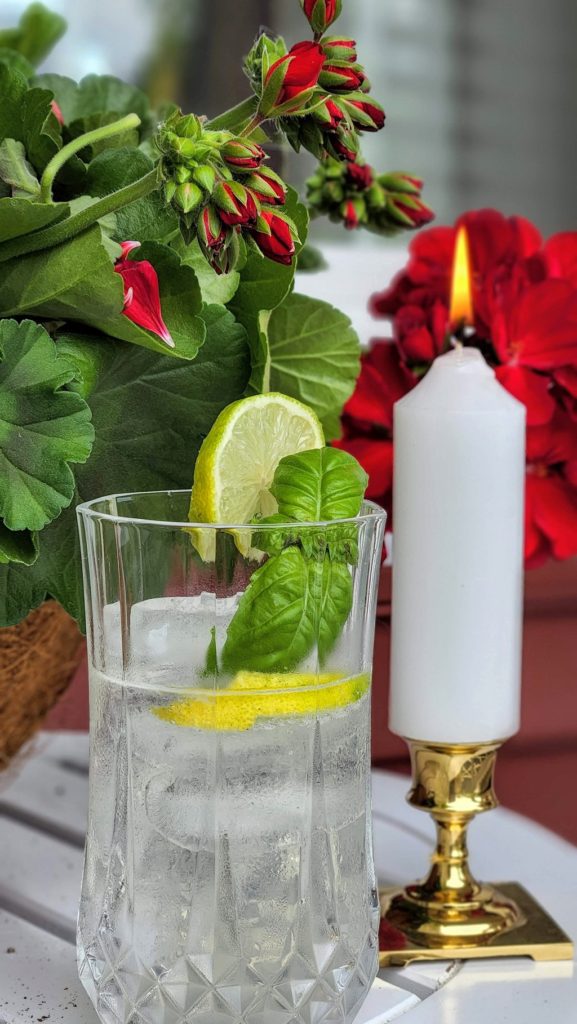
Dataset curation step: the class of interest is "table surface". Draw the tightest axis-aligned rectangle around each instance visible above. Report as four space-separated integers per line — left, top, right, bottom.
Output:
0 733 575 1024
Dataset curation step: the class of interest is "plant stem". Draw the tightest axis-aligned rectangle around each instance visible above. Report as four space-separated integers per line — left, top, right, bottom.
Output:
0 168 159 263
40 113 142 203
240 113 266 138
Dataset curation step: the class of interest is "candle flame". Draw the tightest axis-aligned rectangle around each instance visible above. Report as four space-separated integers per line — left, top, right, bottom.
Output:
449 226 474 329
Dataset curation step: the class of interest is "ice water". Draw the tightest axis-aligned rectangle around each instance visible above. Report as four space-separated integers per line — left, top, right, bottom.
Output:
78 597 379 1024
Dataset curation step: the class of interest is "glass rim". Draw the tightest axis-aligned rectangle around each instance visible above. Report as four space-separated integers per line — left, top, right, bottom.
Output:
76 489 387 530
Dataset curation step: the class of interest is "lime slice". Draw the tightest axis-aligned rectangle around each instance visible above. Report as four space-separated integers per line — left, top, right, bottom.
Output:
188 393 324 559
153 671 370 731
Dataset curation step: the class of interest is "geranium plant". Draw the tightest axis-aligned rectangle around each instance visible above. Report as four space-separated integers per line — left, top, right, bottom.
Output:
0 1 431 628
337 209 577 567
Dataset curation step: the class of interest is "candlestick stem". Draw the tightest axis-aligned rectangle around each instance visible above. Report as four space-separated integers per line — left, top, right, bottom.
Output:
382 739 525 947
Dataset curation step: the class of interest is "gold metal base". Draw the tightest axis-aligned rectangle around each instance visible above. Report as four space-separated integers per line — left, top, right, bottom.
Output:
379 882 574 965
379 738 574 964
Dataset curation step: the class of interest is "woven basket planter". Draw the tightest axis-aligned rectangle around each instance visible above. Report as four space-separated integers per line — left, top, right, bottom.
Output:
0 601 84 769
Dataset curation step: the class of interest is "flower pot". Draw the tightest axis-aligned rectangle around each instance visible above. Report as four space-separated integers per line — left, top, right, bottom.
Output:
0 601 84 769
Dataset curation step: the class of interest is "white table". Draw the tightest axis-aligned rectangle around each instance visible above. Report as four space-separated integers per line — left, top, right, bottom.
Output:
0 733 575 1023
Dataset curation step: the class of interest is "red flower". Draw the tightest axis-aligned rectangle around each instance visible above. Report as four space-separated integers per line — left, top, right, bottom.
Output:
301 0 341 35
115 245 173 348
319 62 366 94
346 162 374 190
336 343 417 516
221 139 265 171
346 97 385 132
214 182 259 227
324 98 346 128
346 209 577 568
265 41 325 113
250 212 295 266
246 168 287 206
50 99 64 125
343 200 359 230
322 37 358 63
198 206 227 252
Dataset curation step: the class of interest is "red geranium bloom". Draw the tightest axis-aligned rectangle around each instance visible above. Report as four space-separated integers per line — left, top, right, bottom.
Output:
336 343 416 516
344 209 577 568
115 242 173 348
266 41 325 112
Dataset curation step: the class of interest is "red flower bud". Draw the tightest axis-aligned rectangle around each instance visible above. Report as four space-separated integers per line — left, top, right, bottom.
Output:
390 196 435 229
245 168 287 206
50 99 64 125
301 0 342 35
214 182 259 227
346 96 385 132
319 62 366 94
198 206 228 251
325 98 346 128
221 138 266 171
346 162 374 190
264 41 325 114
115 250 174 348
322 37 357 63
343 200 360 230
329 135 358 162
251 211 296 266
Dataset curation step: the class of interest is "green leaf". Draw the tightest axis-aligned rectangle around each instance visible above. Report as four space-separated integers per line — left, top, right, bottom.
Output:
0 48 35 79
175 238 240 306
0 224 124 322
0 64 28 143
24 307 251 626
0 3 66 66
0 195 67 243
255 448 367 564
271 447 368 523
0 139 41 196
85 148 178 243
297 243 328 272
221 546 353 673
87 241 206 359
268 293 361 440
0 559 46 626
35 72 149 124
0 523 38 566
311 557 353 664
0 319 94 533
0 67 62 173
22 85 61 171
228 187 309 393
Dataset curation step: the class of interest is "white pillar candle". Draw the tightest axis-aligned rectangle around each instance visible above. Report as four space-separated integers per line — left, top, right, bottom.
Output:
389 347 526 744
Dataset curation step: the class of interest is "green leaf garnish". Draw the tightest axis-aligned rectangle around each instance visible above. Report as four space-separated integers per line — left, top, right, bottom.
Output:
220 446 368 674
221 546 353 674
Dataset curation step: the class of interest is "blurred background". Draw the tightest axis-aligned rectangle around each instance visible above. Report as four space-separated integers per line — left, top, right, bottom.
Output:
3 0 576 843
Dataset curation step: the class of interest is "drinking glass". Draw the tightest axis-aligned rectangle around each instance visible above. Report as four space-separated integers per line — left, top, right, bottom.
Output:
77 490 386 1024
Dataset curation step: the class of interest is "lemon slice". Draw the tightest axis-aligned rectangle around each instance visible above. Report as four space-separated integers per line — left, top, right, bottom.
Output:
188 393 324 560
153 671 370 731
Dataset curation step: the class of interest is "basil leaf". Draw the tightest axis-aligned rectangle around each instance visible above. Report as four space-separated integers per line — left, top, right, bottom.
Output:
271 446 368 522
221 547 352 673
254 448 367 563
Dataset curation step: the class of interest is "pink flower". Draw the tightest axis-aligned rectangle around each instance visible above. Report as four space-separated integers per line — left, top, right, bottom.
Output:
114 242 174 348
50 99 64 125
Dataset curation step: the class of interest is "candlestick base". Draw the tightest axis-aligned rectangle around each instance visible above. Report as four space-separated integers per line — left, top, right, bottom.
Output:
378 739 574 965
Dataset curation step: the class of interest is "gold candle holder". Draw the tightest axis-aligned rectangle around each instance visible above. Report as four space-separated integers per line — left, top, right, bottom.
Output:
379 739 574 966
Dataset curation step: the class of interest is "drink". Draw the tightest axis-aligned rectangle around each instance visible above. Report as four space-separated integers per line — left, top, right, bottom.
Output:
78 598 379 1024
77 488 386 1024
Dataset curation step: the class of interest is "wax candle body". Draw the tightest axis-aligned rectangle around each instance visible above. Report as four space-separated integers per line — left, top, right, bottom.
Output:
389 348 526 743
